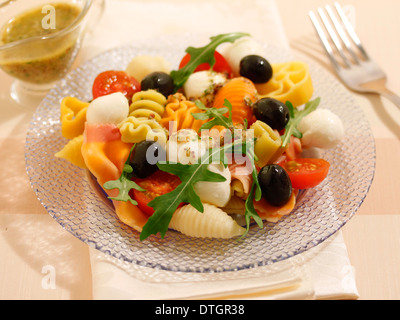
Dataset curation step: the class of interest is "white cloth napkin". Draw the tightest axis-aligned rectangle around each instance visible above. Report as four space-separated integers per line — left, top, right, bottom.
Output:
90 231 358 300
87 0 359 300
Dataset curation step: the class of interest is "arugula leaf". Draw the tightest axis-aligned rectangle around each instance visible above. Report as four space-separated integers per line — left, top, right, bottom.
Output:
170 32 250 92
243 184 264 237
103 145 145 205
140 148 229 240
281 97 321 148
241 143 263 238
139 137 264 241
191 99 233 131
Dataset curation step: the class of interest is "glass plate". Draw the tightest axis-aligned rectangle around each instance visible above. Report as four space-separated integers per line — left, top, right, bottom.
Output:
25 35 375 272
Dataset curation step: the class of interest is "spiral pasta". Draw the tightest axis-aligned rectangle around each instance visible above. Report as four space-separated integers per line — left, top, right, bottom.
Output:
169 203 246 239
256 61 314 108
118 116 168 146
129 90 166 122
212 77 258 127
250 120 282 168
60 97 89 139
160 93 208 133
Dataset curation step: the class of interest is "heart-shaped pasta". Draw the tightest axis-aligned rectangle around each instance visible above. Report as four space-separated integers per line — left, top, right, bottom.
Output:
256 61 314 107
60 97 89 139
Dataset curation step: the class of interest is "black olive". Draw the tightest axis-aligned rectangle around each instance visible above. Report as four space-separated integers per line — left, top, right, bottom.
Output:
130 140 166 179
258 164 292 207
253 98 290 131
140 72 174 97
239 55 273 84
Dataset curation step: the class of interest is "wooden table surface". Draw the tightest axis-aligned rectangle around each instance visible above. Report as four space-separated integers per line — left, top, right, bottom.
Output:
1 0 399 300
277 0 400 299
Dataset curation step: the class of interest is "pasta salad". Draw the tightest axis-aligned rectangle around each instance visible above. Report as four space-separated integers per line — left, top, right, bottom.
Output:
55 32 345 241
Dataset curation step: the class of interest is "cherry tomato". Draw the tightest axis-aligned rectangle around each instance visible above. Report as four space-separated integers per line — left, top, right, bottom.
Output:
178 51 233 78
92 70 140 102
279 158 330 189
131 170 181 216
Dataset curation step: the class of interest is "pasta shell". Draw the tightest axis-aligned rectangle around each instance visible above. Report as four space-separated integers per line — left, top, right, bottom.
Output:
169 203 246 239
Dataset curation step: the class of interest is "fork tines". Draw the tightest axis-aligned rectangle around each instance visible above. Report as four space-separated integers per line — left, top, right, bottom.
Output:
309 2 369 70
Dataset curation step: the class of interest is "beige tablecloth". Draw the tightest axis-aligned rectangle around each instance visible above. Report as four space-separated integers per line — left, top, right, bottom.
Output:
1 0 400 300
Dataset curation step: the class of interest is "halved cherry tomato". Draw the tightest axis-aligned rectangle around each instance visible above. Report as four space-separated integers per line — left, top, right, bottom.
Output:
131 170 181 217
278 158 330 189
92 70 140 102
179 51 233 78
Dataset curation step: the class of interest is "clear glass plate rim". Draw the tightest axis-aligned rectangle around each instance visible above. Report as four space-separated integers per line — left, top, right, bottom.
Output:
24 36 376 273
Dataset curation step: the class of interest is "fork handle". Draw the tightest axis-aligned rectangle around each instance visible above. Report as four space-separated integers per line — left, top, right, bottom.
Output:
362 80 400 110
379 89 400 110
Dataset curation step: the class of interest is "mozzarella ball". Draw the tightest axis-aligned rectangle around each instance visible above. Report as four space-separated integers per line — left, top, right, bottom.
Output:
298 108 345 149
183 70 227 103
194 163 232 207
167 129 207 164
125 55 171 82
86 92 129 125
222 37 266 76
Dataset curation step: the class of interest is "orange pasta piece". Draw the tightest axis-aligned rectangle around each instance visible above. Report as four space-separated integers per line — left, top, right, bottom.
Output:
160 93 207 134
253 189 298 223
60 97 89 139
81 123 148 232
212 77 258 127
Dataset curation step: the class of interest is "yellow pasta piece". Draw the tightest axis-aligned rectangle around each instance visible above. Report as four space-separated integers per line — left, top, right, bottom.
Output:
55 134 86 169
222 196 246 215
129 90 166 122
169 203 246 239
231 180 247 199
250 120 282 168
256 61 314 107
118 116 168 145
60 97 90 139
160 93 207 134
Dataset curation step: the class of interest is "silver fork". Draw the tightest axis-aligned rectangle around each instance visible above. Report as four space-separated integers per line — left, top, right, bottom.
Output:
309 2 400 109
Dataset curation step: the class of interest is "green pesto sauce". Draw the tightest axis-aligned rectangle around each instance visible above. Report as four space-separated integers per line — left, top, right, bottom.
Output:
1 3 81 44
0 3 81 84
